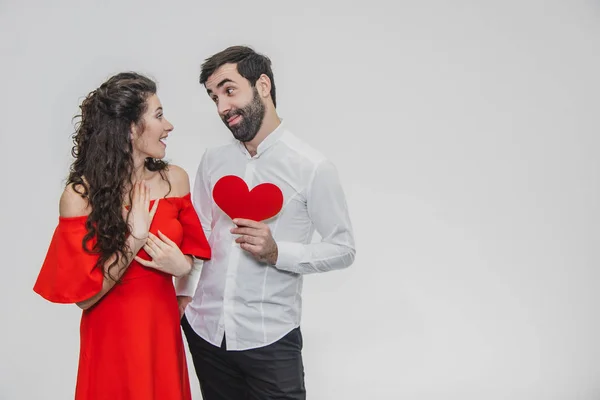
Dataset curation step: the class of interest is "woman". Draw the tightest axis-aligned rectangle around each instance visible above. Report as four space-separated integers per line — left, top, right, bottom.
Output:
33 72 210 399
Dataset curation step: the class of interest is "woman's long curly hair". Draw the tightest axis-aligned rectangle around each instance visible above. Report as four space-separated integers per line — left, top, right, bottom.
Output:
67 72 169 280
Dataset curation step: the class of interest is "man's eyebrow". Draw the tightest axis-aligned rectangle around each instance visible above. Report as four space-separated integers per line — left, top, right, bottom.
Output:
155 106 163 112
207 78 235 95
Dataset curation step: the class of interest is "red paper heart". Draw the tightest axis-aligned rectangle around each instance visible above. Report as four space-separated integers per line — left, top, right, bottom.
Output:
212 175 283 221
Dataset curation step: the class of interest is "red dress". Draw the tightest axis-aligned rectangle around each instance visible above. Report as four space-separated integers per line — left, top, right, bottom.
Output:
33 193 210 400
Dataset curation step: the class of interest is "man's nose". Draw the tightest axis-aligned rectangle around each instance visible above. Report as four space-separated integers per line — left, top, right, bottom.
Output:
218 99 232 117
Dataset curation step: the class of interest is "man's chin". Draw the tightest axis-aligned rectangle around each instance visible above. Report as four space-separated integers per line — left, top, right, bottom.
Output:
235 136 255 143
232 130 257 142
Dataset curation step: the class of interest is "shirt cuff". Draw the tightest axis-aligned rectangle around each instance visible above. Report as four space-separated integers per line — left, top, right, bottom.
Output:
174 258 203 297
274 241 305 273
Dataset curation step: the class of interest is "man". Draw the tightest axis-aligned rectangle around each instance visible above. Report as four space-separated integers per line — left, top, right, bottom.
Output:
175 45 356 399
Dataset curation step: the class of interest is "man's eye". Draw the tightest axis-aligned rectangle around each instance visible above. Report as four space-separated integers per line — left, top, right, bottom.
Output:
226 88 234 95
212 97 218 103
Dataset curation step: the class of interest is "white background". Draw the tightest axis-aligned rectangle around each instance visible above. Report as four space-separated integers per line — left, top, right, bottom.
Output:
1 1 599 399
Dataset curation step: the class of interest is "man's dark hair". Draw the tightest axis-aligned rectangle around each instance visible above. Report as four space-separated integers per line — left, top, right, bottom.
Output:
200 45 277 107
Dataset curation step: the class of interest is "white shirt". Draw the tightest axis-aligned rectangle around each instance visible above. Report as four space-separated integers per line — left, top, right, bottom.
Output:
175 122 356 350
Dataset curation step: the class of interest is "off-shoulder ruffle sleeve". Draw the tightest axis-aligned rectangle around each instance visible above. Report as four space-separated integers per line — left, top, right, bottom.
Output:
178 193 211 260
33 217 104 304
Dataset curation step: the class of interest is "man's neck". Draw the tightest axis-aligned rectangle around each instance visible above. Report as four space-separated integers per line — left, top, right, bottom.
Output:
244 111 281 157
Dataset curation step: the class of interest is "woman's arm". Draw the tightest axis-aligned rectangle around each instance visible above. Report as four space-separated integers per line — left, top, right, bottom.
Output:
60 181 158 310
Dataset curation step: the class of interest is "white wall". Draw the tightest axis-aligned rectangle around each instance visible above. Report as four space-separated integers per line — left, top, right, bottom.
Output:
1 1 599 399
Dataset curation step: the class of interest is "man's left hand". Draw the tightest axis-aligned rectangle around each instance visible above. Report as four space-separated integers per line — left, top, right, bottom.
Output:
231 218 278 265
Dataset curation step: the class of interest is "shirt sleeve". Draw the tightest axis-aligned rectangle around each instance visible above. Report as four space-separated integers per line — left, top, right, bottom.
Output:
175 150 213 297
274 160 356 274
33 218 104 303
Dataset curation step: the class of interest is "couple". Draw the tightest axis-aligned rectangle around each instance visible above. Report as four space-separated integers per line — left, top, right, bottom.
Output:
33 45 356 400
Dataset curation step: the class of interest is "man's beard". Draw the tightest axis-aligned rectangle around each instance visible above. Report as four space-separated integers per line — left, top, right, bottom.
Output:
222 88 266 142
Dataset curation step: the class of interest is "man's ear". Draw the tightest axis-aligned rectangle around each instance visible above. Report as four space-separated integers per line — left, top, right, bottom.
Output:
256 74 272 99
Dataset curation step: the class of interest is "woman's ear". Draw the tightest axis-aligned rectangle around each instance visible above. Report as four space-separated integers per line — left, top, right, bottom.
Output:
130 122 139 140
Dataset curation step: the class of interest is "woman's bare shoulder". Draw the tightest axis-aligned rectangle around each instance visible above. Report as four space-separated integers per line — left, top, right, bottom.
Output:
59 183 92 217
165 164 191 196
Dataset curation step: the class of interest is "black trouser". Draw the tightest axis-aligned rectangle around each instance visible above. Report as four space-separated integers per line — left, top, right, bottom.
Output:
182 315 306 400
